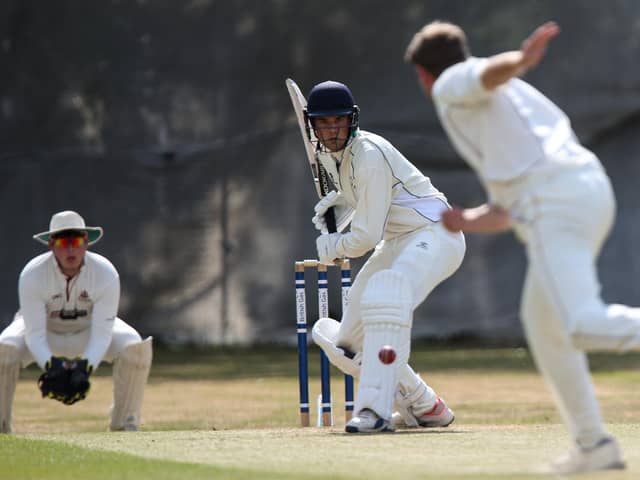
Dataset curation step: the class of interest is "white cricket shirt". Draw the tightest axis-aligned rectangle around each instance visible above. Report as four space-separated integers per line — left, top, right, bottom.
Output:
18 251 120 369
317 130 450 258
432 57 579 183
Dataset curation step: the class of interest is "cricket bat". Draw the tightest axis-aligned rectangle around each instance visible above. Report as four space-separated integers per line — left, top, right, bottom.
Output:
285 78 337 233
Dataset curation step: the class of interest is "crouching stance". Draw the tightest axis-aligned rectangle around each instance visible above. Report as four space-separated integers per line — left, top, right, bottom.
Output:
0 211 152 433
306 81 465 432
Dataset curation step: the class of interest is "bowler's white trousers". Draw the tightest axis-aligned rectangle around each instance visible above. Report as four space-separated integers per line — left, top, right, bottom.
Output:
493 154 640 447
335 222 465 416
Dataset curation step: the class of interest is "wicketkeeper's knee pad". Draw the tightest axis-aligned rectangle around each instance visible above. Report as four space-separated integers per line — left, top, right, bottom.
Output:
356 270 413 420
0 343 20 433
312 318 361 377
111 337 153 431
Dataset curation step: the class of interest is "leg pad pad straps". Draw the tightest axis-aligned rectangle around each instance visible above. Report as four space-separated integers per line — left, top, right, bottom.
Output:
356 270 413 420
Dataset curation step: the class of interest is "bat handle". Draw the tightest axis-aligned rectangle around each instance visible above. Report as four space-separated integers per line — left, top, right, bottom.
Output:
325 207 338 234
324 207 343 266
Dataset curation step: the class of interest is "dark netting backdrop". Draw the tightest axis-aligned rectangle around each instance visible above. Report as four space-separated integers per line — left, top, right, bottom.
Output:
1 0 640 344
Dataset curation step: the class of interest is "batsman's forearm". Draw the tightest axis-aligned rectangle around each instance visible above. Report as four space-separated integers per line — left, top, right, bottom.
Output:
336 224 379 259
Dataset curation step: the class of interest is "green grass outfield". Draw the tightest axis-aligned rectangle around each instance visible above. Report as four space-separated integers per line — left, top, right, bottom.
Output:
3 345 640 479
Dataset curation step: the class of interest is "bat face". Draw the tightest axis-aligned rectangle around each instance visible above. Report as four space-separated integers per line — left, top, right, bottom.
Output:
286 78 338 233
286 79 324 197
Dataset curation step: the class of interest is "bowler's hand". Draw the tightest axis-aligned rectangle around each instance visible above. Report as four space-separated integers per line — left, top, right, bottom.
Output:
521 22 560 70
442 207 465 233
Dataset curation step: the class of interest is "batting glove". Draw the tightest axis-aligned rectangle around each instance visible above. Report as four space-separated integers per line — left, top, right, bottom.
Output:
312 191 349 233
316 232 342 265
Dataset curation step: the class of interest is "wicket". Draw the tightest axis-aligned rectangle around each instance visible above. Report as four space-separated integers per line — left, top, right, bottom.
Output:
295 259 354 427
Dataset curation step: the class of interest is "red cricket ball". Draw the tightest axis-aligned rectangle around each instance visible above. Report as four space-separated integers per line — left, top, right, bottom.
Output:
378 345 396 365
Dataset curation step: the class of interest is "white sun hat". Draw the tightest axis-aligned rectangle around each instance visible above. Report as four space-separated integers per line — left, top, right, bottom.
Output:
33 210 103 246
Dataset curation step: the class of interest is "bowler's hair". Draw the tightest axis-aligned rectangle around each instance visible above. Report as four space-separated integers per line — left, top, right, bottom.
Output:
404 21 470 77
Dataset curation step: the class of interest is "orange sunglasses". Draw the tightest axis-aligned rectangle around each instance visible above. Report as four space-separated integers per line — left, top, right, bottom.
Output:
52 236 87 248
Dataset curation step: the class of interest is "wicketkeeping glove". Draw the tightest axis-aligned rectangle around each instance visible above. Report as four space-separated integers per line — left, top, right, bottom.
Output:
37 356 93 405
38 356 72 403
65 358 92 405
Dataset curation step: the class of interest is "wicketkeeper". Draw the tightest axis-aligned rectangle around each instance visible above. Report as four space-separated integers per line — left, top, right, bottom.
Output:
306 81 466 433
0 210 152 433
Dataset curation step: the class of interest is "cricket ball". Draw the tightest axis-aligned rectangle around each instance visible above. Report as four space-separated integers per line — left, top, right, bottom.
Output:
378 345 396 365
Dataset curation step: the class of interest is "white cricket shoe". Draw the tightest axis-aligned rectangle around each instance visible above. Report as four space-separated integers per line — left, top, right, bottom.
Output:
551 436 625 475
392 396 454 428
345 408 394 433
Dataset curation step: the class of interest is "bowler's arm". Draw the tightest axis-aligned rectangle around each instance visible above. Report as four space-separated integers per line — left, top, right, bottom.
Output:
481 22 560 90
442 204 511 234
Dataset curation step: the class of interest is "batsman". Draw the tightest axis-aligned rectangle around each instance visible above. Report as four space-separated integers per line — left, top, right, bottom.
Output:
0 210 152 433
301 80 466 432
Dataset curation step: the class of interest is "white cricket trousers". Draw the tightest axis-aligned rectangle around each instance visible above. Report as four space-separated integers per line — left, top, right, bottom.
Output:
336 222 466 352
501 156 640 447
336 222 465 418
0 314 142 368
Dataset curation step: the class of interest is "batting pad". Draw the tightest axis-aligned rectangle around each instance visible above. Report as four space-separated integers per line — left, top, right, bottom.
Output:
110 337 152 431
0 343 20 433
355 270 413 420
312 317 361 377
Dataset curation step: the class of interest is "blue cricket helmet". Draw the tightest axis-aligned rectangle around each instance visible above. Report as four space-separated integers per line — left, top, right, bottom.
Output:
306 81 358 117
304 80 360 148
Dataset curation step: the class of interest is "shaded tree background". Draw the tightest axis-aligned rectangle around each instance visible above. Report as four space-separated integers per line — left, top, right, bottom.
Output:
1 0 640 345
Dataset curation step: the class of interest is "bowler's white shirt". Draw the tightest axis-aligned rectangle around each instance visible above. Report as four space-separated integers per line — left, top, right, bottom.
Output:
432 57 579 183
18 251 120 369
317 130 449 258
